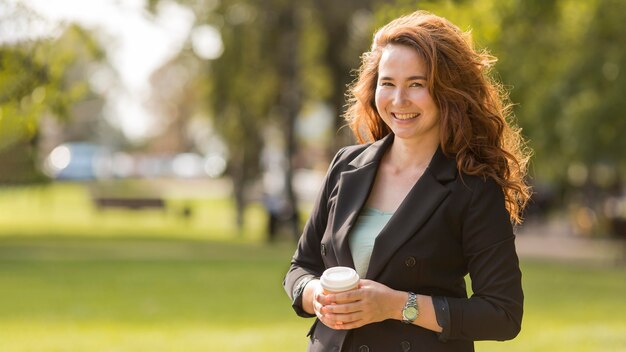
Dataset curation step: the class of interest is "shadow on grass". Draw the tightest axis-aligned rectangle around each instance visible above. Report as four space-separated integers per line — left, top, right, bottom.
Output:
0 235 302 327
0 235 298 261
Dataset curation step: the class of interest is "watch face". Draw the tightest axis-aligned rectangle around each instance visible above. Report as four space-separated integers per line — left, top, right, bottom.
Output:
404 307 418 321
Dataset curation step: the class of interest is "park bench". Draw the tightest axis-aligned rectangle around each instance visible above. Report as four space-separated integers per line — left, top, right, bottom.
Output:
87 182 194 218
92 197 166 210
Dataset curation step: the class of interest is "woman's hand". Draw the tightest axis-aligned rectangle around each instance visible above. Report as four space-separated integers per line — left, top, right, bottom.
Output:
301 279 346 328
316 279 406 330
305 278 442 332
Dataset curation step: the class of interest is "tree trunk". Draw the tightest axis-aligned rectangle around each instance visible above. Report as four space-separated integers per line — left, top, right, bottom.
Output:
278 3 302 241
231 148 247 236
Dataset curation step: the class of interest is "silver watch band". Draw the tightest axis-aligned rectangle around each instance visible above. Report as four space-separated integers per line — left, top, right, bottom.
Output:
402 291 418 324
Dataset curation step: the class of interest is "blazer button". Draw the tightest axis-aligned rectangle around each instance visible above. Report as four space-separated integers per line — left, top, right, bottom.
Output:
321 244 326 256
400 340 411 351
405 256 416 267
358 345 369 352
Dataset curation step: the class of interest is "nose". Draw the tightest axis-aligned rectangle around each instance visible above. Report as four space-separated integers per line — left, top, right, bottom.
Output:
392 87 409 106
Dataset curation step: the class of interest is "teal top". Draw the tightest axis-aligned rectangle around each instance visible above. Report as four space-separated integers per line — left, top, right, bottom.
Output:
348 207 394 277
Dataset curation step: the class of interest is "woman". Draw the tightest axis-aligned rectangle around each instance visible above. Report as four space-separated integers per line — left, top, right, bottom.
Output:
284 10 531 352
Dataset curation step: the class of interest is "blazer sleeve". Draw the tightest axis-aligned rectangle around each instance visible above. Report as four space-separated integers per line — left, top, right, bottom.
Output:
445 177 524 341
283 147 347 317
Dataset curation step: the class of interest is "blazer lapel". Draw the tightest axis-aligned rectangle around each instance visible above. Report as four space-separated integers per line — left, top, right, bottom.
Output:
331 135 393 268
365 146 457 280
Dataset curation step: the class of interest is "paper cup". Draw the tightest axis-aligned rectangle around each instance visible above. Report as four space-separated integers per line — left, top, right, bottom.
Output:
320 266 359 293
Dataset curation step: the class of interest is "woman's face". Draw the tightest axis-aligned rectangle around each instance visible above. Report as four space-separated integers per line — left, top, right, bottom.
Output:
374 44 440 146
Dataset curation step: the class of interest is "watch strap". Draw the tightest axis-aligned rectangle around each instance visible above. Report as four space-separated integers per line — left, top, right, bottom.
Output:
401 292 418 324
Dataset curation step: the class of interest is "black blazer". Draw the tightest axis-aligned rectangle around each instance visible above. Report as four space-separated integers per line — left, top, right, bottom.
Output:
284 134 523 352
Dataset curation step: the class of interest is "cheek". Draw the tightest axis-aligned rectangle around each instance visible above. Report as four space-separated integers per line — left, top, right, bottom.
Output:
374 89 387 111
415 91 438 110
412 89 430 101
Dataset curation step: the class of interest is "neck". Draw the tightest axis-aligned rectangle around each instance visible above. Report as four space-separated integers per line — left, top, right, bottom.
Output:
386 135 439 172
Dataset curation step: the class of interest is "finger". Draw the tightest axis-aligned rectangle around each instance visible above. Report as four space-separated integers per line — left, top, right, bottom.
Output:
315 300 341 327
332 318 364 330
314 304 323 320
358 279 374 287
333 289 362 304
314 300 327 319
318 311 347 330
322 314 349 330
327 311 361 325
315 305 331 326
325 301 361 314
315 292 335 305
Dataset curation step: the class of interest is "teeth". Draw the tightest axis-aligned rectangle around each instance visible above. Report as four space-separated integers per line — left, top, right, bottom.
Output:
394 113 419 120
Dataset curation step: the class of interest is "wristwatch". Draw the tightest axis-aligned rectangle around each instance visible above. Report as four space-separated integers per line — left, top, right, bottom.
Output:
401 292 419 324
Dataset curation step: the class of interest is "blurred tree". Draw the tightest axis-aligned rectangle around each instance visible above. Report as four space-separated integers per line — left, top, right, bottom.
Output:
311 0 379 151
149 0 297 235
494 0 571 186
152 0 388 239
494 0 626 201
0 15 105 183
548 0 626 185
207 0 292 235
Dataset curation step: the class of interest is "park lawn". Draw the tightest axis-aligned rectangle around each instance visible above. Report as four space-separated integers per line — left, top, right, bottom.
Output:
477 260 626 352
1 183 625 351
0 239 311 352
1 237 625 352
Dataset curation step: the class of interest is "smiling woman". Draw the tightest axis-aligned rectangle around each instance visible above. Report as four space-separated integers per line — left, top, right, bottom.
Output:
375 44 441 153
284 10 532 352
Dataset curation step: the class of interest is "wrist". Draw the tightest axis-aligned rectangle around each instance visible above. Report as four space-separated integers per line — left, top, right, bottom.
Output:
390 289 408 321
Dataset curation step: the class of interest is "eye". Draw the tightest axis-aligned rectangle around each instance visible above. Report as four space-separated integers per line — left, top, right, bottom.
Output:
379 81 394 87
410 82 424 88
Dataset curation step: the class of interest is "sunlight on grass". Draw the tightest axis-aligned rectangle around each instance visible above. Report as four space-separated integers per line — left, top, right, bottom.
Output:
0 182 266 241
0 240 311 352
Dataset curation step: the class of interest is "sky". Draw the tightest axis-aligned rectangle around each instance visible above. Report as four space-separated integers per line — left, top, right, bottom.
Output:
3 0 217 142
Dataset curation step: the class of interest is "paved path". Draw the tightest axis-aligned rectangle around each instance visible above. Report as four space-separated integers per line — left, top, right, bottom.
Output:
515 219 626 266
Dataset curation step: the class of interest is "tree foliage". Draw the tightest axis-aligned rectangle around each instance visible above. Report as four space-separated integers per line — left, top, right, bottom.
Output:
0 24 103 152
0 16 105 183
488 0 626 195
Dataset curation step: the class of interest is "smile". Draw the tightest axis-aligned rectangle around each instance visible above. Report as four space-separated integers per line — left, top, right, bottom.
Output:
393 112 420 120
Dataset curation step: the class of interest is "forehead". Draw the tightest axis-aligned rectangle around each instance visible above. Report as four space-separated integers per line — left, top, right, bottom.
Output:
378 44 427 77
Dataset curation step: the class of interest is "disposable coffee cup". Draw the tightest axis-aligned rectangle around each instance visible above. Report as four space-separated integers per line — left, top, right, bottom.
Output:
320 266 360 293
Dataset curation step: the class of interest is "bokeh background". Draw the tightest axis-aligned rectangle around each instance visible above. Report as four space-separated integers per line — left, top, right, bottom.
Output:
1 0 625 351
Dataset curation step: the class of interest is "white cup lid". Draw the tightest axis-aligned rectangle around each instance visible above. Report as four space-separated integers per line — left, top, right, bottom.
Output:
320 266 359 292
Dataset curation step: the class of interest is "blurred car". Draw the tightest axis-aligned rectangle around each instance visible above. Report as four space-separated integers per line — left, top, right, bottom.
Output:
43 142 108 180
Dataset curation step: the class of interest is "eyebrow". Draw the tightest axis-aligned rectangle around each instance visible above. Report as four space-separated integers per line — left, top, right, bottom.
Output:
379 75 427 81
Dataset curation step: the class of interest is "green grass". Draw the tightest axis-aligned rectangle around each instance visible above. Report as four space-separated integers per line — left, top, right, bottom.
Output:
0 239 311 352
477 261 626 351
1 183 625 351
0 182 267 241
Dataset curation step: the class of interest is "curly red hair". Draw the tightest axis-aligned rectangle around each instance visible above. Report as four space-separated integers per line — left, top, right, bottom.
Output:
345 11 531 224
